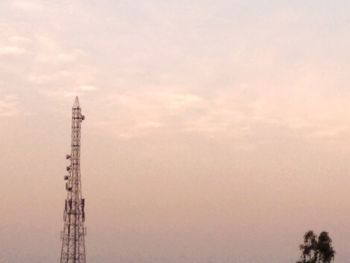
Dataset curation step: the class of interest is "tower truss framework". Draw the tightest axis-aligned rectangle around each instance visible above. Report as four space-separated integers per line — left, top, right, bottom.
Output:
60 97 86 263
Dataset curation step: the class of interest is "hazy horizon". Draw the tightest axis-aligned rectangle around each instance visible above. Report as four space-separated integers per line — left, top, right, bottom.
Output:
1 1 350 262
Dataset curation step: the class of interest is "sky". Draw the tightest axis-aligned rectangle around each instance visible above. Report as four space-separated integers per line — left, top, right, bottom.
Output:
0 0 350 262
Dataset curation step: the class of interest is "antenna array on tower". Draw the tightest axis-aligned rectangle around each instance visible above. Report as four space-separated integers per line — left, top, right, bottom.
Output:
60 97 87 263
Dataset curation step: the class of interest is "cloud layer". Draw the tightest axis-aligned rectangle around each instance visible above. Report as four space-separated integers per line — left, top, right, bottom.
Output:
1 1 350 263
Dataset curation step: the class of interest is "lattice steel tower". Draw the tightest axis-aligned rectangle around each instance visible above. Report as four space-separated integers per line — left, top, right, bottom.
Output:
60 97 87 263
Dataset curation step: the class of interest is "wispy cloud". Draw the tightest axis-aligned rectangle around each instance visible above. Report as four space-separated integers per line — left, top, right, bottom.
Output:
0 46 29 56
1 0 349 144
0 95 20 117
20 34 98 99
78 85 98 92
11 0 43 12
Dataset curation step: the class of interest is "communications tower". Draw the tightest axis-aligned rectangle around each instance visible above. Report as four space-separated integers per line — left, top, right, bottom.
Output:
60 97 87 263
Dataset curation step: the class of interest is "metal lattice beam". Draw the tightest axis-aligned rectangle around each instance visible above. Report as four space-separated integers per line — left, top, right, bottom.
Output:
60 97 87 263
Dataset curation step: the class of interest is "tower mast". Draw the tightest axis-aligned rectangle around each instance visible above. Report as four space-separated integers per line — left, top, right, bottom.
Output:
60 97 86 263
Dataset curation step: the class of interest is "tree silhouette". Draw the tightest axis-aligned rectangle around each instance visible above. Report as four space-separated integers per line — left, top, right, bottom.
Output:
297 231 335 263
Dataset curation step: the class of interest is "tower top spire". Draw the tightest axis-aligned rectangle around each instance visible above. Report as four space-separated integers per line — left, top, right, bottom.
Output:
73 96 80 108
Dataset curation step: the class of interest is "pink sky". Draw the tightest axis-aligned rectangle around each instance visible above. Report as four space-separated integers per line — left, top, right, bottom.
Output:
0 1 350 262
